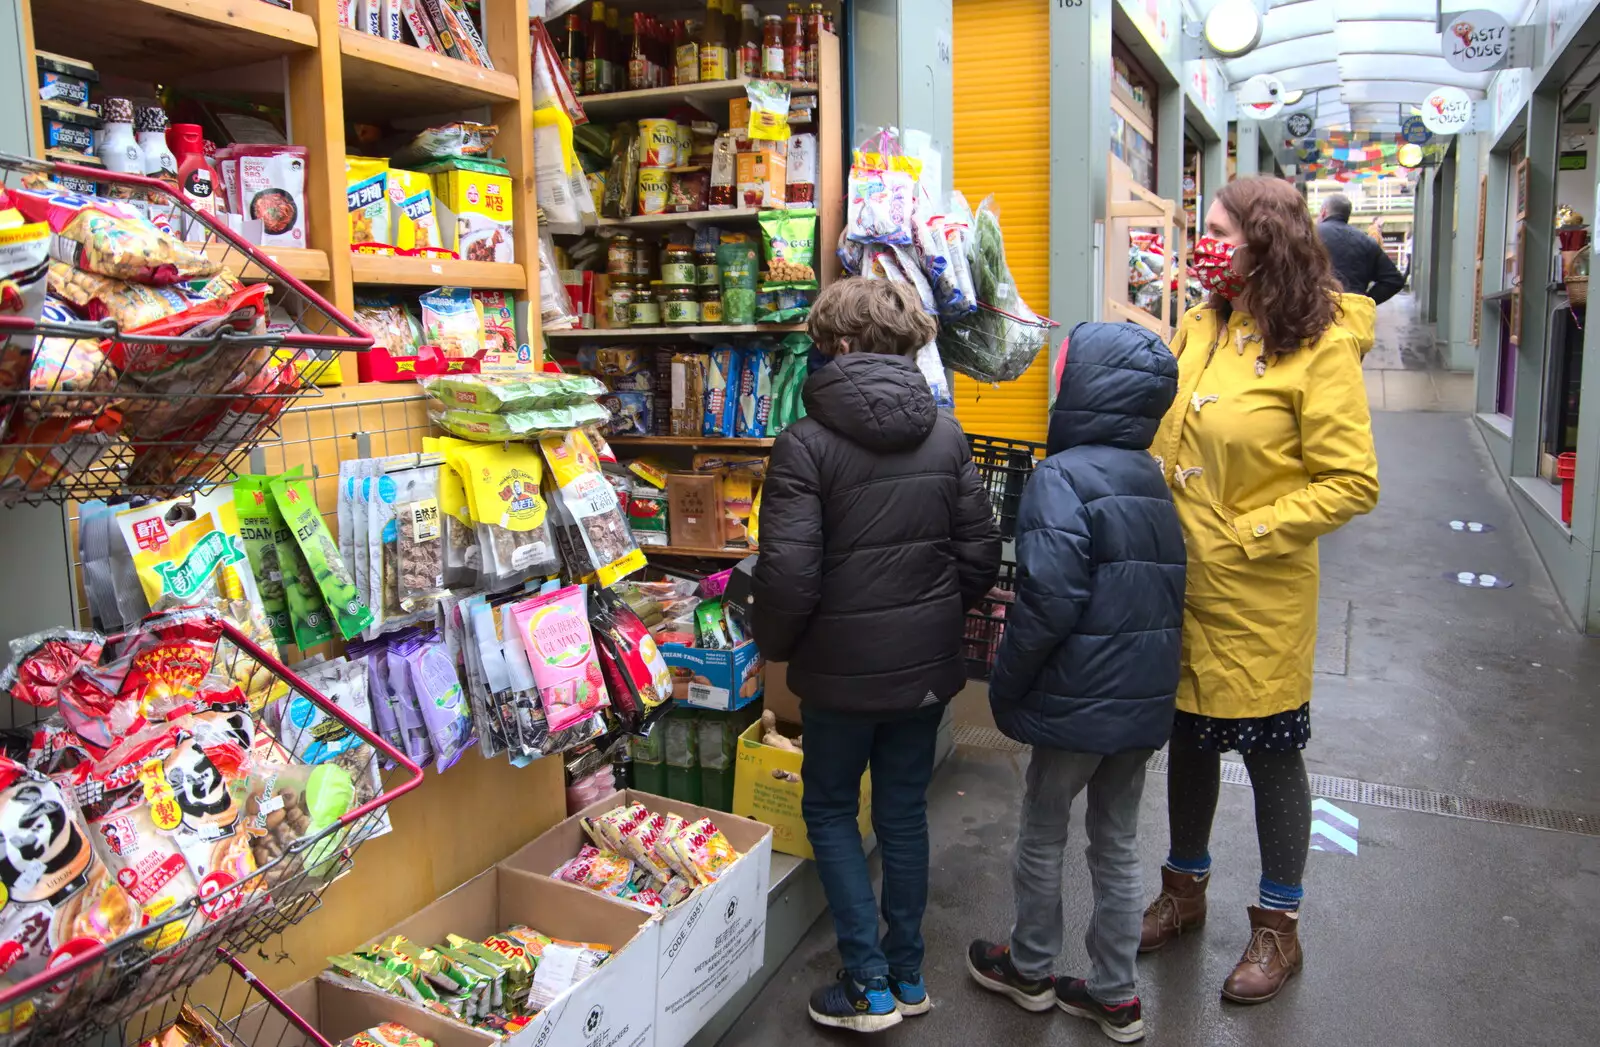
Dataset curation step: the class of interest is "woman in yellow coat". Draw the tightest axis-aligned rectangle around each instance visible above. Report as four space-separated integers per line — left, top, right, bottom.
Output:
1138 177 1379 1004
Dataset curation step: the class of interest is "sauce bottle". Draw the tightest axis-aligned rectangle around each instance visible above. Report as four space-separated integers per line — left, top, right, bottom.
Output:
761 14 784 78
739 4 761 78
674 18 698 85
562 12 586 92
167 122 220 217
606 6 622 92
805 3 826 82
699 0 729 82
783 3 803 80
583 1 607 95
135 104 178 182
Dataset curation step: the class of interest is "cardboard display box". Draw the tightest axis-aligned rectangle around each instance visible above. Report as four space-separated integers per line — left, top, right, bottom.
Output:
348 866 660 1047
732 718 872 860
500 790 774 1047
660 639 763 711
242 975 499 1047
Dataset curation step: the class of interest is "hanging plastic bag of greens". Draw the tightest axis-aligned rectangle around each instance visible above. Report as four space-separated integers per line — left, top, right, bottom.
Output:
935 193 1054 383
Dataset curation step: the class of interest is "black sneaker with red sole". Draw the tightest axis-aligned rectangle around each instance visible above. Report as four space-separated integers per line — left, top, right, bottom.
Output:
1056 978 1145 1043
964 941 1055 1013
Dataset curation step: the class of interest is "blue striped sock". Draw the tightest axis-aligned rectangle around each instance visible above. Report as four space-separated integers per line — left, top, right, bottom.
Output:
1259 877 1304 911
1165 853 1212 878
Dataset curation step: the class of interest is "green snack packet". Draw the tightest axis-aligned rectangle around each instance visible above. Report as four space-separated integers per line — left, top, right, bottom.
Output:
329 953 419 1001
428 401 611 442
421 372 608 413
261 471 336 649
270 471 374 640
718 242 759 324
760 207 819 291
232 476 293 646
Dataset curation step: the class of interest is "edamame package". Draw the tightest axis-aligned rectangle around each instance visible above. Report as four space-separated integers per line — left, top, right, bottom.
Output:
270 470 374 640
234 476 293 647
258 473 336 650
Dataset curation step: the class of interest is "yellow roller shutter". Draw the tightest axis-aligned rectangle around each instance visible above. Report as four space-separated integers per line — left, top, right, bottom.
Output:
950 0 1051 445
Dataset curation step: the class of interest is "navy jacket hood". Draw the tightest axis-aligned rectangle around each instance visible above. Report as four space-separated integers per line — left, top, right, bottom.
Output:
804 354 938 453
1047 322 1179 455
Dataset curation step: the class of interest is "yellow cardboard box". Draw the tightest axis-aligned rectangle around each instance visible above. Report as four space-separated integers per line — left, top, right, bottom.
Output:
733 718 871 859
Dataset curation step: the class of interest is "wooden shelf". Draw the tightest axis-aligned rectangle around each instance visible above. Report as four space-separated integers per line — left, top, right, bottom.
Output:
339 29 519 119
545 324 805 340
596 208 764 229
30 0 317 80
198 243 331 284
349 255 526 290
577 78 819 121
644 544 755 560
607 436 775 449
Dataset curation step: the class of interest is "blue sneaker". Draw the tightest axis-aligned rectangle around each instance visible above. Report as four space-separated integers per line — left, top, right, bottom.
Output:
891 974 931 1016
807 973 903 1033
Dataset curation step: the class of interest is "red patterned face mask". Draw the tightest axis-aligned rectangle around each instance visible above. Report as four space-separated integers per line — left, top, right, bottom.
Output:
1190 237 1247 300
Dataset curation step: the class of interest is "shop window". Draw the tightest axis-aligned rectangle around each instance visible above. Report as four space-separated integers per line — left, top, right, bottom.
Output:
1111 40 1157 192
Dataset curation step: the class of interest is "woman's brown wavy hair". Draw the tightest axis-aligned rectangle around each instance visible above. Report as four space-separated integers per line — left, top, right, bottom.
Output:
1211 176 1342 356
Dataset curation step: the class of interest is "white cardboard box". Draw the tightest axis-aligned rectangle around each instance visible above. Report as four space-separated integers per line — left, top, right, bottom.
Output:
501 790 774 1047
351 866 660 1047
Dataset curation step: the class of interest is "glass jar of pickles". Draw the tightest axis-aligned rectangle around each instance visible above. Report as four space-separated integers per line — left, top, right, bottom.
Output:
663 286 701 325
605 277 637 328
700 286 723 324
662 243 697 285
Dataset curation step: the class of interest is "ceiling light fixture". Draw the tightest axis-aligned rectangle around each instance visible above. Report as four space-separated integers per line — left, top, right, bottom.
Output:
1204 0 1263 58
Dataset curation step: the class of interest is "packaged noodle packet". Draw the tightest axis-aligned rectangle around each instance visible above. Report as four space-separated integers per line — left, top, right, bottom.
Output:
538 428 646 586
270 471 374 640
429 401 610 442
420 372 607 413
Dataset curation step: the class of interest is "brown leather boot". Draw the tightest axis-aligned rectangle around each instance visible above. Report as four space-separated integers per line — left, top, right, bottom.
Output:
1221 906 1303 1004
1138 866 1209 953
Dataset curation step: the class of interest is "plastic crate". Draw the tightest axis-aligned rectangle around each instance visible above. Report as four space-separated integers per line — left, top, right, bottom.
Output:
964 558 1017 680
966 434 1044 540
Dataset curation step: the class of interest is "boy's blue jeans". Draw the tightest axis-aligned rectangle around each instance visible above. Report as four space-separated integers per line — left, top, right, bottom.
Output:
800 703 944 985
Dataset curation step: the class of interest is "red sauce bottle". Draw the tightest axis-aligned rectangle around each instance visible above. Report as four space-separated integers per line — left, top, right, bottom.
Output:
166 123 220 217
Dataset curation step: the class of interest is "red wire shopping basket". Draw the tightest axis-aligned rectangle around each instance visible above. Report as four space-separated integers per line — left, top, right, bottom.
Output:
0 152 371 506
0 621 422 1047
128 947 338 1047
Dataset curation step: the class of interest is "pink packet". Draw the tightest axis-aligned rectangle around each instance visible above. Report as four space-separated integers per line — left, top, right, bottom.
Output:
510 584 610 733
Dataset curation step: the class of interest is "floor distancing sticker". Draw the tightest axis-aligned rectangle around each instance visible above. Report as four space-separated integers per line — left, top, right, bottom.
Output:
1311 799 1359 855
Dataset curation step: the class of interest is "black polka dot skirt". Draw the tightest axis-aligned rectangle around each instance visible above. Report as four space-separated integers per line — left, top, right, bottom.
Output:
1173 703 1311 753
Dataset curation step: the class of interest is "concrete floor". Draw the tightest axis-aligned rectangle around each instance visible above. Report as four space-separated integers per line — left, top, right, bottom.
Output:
719 296 1600 1045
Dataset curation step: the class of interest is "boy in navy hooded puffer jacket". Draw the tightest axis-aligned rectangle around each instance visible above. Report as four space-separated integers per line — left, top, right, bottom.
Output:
965 322 1185 1044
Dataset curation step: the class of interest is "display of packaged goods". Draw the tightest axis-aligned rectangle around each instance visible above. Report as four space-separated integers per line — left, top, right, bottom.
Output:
425 159 514 264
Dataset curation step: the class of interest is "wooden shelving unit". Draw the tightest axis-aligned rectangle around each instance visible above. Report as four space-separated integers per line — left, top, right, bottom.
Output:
597 207 763 229
576 77 818 120
547 323 806 340
22 0 546 377
643 544 754 560
607 436 775 449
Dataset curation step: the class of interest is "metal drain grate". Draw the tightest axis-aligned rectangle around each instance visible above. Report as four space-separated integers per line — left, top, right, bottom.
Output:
954 726 1597 836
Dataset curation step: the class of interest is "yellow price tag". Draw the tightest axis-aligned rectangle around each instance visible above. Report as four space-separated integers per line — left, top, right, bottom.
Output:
138 758 182 832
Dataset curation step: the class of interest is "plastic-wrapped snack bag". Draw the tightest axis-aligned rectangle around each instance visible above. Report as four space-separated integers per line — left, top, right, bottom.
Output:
394 470 448 614
275 658 390 839
459 442 559 586
760 208 819 291
589 587 672 724
338 1023 437 1047
233 476 295 648
419 287 482 359
264 478 338 650
503 928 611 1013
404 634 473 774
663 816 740 885
383 636 436 769
553 844 634 898
735 348 773 438
429 401 610 442
0 215 52 431
538 428 646 586
702 348 740 438
510 585 609 733
8 186 220 284
420 372 607 414
271 472 373 640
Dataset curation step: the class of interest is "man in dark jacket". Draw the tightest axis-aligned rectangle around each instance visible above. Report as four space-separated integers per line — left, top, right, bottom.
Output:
753 279 1001 1033
1317 193 1405 304
966 323 1184 1045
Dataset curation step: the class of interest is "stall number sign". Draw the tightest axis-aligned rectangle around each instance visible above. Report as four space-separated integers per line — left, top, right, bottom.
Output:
1422 86 1474 135
1444 10 1511 72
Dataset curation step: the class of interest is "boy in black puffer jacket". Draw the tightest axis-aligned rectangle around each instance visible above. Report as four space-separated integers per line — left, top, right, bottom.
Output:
753 279 1001 1034
966 323 1185 1045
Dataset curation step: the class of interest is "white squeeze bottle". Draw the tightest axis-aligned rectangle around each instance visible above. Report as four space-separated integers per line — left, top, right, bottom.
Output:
135 104 178 182
95 97 145 184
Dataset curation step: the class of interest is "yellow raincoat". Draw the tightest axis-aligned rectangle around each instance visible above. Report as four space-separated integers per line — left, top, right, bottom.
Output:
1153 294 1380 720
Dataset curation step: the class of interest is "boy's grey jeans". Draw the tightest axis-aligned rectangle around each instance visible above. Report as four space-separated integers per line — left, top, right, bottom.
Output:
1009 746 1153 1004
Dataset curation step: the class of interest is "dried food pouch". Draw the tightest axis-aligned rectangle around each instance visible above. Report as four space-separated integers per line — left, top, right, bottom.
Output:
432 442 479 588
717 241 759 325
419 287 481 359
8 186 218 284
590 586 672 713
428 400 610 442
760 208 819 291
938 195 980 318
510 585 609 733
384 638 435 767
478 930 536 1002
353 294 420 356
271 471 374 640
735 348 773 438
338 1023 436 1047
364 455 414 632
695 597 732 649
405 635 472 773
459 442 559 584
395 482 447 613
230 477 295 648
420 372 608 413
702 348 740 438
346 157 391 247
745 79 791 141
392 121 499 167
263 487 338 651
539 428 646 586
472 289 515 361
